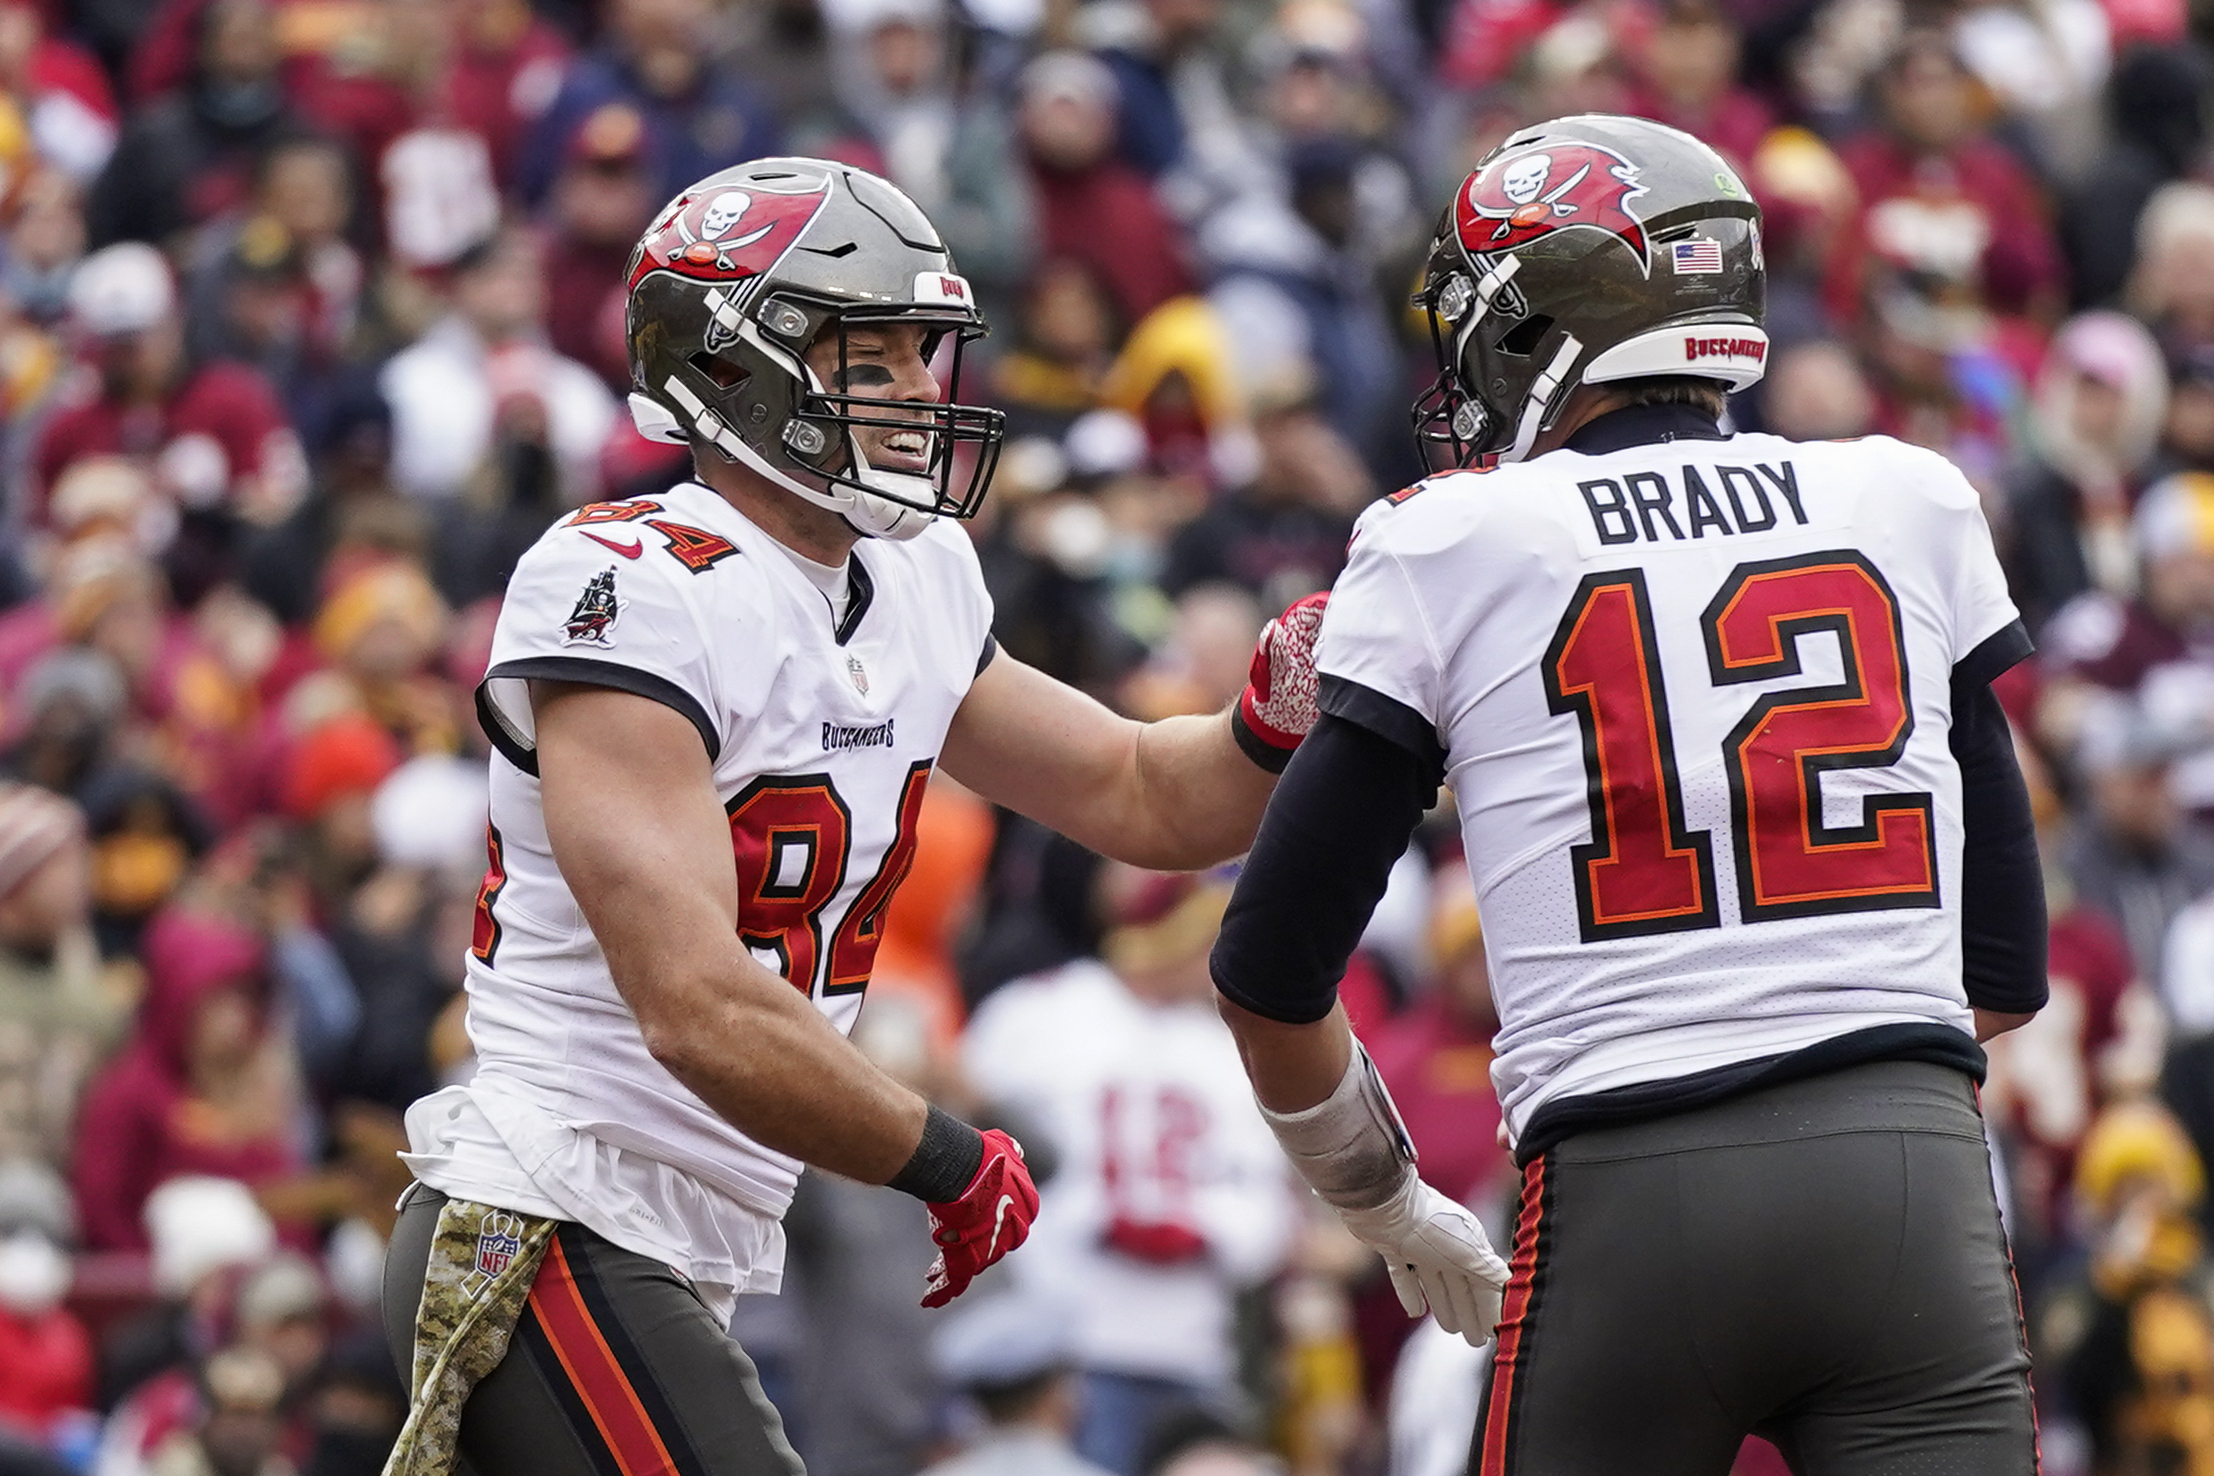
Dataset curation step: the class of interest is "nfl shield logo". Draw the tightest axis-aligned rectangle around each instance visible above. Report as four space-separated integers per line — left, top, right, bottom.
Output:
475 1211 523 1280
847 656 869 696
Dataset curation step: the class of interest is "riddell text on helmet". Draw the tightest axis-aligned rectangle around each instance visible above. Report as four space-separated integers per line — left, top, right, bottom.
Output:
1684 336 1768 364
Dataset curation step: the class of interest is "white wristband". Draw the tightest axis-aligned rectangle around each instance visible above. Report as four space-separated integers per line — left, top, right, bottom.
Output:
1258 1041 1418 1213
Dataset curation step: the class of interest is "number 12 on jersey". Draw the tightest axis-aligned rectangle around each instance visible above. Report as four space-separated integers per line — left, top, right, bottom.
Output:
1543 551 1936 943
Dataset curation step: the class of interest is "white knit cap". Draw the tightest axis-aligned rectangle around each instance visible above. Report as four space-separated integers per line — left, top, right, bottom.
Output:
146 1176 276 1298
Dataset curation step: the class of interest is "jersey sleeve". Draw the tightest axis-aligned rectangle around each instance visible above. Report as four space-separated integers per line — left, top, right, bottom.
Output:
1312 503 1450 776
475 522 729 774
927 518 999 682
1927 452 2033 688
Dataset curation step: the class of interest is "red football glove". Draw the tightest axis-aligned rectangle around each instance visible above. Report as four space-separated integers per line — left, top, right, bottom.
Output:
1235 591 1329 764
1103 1216 1209 1265
921 1130 1039 1308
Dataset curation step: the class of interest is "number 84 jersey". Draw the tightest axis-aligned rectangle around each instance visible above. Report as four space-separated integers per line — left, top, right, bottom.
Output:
448 481 993 1241
1319 430 2030 1146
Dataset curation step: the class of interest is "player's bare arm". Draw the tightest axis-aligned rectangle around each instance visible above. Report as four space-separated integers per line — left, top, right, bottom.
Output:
534 679 932 1183
533 677 1038 1306
1218 995 1354 1111
696 319 1331 869
942 652 1279 872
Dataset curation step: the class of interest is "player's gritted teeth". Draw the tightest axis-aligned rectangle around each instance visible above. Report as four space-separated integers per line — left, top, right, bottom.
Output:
870 427 934 472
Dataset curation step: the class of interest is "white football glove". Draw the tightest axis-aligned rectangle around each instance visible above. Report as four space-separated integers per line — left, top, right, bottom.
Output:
1255 1040 1512 1348
1336 1169 1510 1346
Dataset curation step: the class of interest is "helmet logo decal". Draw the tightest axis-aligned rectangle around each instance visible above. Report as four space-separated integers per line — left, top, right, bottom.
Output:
1458 140 1650 274
628 181 834 291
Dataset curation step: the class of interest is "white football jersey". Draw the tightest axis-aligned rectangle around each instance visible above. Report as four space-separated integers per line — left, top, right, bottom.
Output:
1318 430 2028 1145
962 960 1301 1386
405 481 993 1295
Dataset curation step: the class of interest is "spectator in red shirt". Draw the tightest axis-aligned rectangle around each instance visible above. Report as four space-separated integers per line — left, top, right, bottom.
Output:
1017 51 1196 332
1833 28 2067 327
0 1159 92 1442
440 0 573 190
541 102 657 394
0 0 119 184
69 902 304 1253
35 243 307 605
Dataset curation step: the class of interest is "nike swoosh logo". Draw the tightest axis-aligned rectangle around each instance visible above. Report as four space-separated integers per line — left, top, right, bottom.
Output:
582 532 644 559
989 1194 1017 1257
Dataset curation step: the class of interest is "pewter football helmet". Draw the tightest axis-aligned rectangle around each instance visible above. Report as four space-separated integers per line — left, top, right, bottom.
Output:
1413 115 1768 467
625 158 1005 540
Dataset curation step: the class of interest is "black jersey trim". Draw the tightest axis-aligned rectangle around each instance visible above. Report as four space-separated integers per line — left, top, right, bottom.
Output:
1563 403 1728 455
974 632 998 678
1512 1021 1987 1165
476 658 719 777
1951 678 2048 1013
834 551 875 646
1317 675 1447 786
1952 618 2034 692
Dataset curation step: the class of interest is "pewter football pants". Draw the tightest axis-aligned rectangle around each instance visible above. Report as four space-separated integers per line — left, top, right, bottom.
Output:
1470 1060 2038 1476
384 1185 805 1476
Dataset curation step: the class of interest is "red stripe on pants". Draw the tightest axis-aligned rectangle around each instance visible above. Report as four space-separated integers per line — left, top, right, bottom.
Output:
1479 1155 1550 1476
527 1234 682 1476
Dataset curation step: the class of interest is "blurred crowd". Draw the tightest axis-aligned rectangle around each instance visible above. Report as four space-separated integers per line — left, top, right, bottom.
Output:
0 0 2211 1470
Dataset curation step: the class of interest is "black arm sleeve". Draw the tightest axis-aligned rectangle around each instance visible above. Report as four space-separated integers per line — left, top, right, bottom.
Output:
1950 669 2048 1014
1209 710 1435 1023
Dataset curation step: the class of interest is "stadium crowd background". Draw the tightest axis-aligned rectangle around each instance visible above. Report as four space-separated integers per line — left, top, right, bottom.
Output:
0 0 2210 1469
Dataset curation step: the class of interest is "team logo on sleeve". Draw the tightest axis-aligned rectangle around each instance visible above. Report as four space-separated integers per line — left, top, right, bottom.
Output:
1457 141 1651 274
563 567 622 647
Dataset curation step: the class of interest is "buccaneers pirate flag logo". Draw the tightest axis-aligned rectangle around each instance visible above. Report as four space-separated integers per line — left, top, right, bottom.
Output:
1456 141 1651 273
627 178 833 292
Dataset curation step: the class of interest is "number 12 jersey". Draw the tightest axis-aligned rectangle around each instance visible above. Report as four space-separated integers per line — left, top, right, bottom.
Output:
1318 429 2030 1147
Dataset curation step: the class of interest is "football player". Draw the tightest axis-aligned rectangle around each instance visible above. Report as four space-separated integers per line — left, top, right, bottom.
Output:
378 160 1327 1476
1211 115 2046 1473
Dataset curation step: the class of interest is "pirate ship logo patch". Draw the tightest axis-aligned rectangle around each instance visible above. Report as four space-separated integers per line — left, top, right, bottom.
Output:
563 568 621 647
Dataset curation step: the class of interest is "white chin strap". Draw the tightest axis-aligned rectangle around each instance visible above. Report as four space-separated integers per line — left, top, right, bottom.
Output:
1500 334 1586 464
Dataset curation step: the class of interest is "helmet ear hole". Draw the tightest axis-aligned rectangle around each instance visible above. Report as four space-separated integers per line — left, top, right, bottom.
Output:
690 352 749 391
1493 313 1554 358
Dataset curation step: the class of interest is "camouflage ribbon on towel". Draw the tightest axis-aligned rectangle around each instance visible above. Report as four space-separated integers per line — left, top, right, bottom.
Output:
381 1197 558 1476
